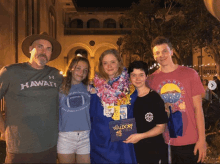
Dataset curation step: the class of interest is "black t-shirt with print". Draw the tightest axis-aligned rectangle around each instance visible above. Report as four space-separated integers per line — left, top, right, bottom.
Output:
134 90 168 145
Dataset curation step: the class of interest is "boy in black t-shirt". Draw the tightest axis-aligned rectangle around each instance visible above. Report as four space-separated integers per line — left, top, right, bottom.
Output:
124 61 168 164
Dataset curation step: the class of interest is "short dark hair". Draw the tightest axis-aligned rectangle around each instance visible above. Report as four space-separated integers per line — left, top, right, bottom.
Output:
128 61 148 76
151 36 173 50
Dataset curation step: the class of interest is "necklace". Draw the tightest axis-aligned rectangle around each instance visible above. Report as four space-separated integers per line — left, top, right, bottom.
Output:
94 68 135 106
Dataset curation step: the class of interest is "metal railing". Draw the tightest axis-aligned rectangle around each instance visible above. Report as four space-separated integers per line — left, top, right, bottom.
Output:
64 28 132 35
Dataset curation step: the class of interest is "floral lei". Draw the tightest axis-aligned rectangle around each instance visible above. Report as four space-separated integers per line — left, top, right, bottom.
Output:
93 68 135 106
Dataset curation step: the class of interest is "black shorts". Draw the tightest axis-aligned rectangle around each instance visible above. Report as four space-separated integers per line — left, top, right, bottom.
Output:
134 142 167 164
170 144 201 164
159 143 201 164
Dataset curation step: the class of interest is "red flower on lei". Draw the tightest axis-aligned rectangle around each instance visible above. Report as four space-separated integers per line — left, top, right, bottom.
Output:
93 69 131 105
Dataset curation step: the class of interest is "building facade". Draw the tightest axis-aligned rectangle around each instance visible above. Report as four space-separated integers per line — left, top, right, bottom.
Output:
0 0 217 80
0 0 132 79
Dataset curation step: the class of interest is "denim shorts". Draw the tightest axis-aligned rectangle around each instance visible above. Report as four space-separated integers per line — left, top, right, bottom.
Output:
57 130 90 155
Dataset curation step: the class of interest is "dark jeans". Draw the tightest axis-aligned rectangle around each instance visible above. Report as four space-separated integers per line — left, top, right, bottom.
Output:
5 145 57 163
162 143 202 164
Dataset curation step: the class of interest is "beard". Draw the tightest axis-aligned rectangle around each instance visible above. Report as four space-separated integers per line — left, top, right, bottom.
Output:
37 54 49 66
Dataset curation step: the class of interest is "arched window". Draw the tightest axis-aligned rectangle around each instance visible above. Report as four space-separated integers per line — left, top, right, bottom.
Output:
87 19 100 28
70 19 83 28
49 6 56 38
75 49 88 58
103 19 116 28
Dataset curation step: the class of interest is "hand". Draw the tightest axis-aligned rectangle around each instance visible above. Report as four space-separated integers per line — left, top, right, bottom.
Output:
89 87 96 94
194 139 207 163
123 133 143 144
165 103 172 118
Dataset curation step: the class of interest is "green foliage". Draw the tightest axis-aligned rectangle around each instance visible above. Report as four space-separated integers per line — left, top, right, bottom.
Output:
207 134 220 158
120 0 220 70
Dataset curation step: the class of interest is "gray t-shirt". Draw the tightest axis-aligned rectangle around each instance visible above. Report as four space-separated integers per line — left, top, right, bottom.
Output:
0 62 63 153
59 83 91 132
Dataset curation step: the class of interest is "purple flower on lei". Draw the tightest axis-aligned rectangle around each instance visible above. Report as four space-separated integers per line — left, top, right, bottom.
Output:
94 68 131 105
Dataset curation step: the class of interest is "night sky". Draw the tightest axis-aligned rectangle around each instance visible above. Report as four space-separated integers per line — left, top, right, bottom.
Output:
73 0 140 8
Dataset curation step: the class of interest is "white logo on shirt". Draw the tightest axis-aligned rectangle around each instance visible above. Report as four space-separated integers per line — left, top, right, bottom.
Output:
145 112 153 122
49 76 54 79
20 80 57 90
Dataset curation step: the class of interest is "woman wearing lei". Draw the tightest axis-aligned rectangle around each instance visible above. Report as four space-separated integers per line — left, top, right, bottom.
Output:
89 49 137 163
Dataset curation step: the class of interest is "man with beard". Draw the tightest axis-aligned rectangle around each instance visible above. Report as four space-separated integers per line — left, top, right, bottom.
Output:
0 32 63 163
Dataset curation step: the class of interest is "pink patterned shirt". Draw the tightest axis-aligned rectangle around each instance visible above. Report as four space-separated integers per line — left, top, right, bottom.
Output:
147 66 204 146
